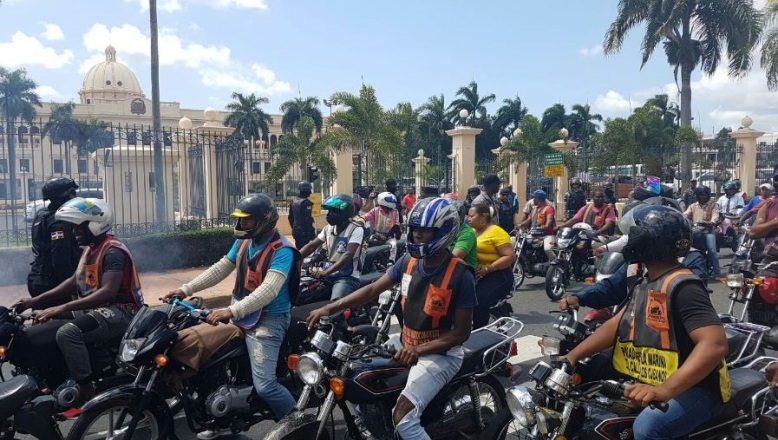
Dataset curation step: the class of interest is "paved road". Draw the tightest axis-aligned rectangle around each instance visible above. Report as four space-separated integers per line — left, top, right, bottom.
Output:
13 252 744 439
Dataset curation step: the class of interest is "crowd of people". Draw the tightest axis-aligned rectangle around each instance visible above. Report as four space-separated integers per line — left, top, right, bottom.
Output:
12 168 778 440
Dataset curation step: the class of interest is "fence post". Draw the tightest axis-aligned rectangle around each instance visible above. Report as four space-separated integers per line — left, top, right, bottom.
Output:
196 108 234 219
730 116 764 195
176 117 193 218
412 149 430 195
446 125 481 201
549 136 579 221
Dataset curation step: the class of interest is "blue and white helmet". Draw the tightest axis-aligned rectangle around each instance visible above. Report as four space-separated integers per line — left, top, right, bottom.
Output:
406 197 460 258
376 191 397 210
55 197 113 236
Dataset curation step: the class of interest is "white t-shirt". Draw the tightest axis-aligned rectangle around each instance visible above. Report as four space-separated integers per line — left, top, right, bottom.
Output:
716 194 745 215
317 222 365 279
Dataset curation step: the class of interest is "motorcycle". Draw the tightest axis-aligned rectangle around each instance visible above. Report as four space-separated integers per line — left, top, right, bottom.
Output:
718 212 743 252
721 261 778 350
266 317 525 440
0 306 131 411
482 356 778 440
0 374 66 440
545 223 596 301
578 251 625 330
511 227 552 290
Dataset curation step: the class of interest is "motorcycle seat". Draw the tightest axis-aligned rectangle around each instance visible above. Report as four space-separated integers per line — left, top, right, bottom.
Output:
455 330 508 378
359 271 383 288
0 375 37 421
363 245 391 272
699 368 766 428
201 338 247 371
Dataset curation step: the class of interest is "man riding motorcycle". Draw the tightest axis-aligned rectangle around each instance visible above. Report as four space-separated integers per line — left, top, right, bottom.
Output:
562 205 730 440
717 180 745 253
299 194 366 300
684 185 722 279
165 194 300 438
288 181 316 249
15 197 143 405
306 197 477 440
363 191 401 245
27 177 82 306
564 178 587 221
519 189 556 261
556 189 616 239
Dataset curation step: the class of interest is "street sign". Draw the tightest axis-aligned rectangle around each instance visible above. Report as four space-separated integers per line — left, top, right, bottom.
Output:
544 153 565 166
310 192 322 216
544 164 565 177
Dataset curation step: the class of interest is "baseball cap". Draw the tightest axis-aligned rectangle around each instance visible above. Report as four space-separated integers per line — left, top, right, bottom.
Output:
760 182 773 190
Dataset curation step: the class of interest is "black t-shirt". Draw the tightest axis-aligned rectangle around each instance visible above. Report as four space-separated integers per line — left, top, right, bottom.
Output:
102 247 127 273
671 280 723 395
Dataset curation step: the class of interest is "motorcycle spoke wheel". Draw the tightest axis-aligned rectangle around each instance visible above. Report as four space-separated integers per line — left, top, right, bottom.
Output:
512 262 525 290
545 266 566 301
72 406 160 440
481 407 531 440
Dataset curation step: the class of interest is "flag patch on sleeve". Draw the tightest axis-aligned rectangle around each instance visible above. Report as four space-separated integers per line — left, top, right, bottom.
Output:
51 231 65 240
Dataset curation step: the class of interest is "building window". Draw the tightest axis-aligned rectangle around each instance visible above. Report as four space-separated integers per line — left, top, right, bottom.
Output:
264 162 271 173
53 159 63 174
0 159 7 173
19 159 29 172
252 162 260 174
77 159 87 174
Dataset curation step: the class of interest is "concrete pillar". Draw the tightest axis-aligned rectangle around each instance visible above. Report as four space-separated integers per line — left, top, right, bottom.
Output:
196 107 235 219
412 149 430 194
548 137 579 221
730 116 764 195
513 161 528 215
176 116 193 218
331 147 353 196
446 126 482 200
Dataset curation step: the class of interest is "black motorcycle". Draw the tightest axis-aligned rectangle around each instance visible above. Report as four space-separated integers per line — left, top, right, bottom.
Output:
481 356 778 440
512 227 552 290
0 306 130 410
0 374 65 440
266 317 525 440
545 224 596 301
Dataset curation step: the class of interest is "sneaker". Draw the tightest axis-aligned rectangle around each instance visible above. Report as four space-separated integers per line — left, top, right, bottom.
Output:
196 428 233 440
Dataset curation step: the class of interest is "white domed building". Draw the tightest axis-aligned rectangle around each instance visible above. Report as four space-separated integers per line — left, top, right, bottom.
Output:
79 46 145 105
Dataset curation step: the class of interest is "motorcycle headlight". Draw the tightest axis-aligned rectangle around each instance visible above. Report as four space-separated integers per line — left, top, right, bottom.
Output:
506 385 536 427
120 338 146 363
297 352 324 386
727 273 744 289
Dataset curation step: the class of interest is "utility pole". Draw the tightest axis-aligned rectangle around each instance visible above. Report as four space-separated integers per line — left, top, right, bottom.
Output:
149 0 167 223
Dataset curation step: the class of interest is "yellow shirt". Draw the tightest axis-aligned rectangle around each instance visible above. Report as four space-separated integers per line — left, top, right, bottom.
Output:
476 225 512 265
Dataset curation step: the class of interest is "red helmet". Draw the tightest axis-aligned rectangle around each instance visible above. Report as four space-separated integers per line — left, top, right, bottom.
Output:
759 277 778 305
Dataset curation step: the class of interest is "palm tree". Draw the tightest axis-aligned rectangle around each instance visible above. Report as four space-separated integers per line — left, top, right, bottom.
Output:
265 116 335 191
43 102 80 174
645 94 680 128
75 119 112 156
279 96 323 134
604 0 762 180
493 95 528 137
319 84 404 185
763 0 778 90
568 104 602 147
541 104 569 140
224 92 273 140
0 68 41 229
446 80 496 124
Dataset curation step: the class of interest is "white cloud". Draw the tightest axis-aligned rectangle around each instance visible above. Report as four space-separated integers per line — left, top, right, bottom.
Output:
78 53 107 74
81 23 290 97
35 85 63 100
592 90 638 115
579 45 604 57
0 32 73 69
124 0 267 12
40 23 64 41
189 22 201 31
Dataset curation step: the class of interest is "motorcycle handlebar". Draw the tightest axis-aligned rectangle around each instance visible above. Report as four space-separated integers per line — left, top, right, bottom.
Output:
601 380 669 412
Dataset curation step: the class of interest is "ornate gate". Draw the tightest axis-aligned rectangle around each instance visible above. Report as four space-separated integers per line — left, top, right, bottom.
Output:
187 144 205 218
215 135 246 218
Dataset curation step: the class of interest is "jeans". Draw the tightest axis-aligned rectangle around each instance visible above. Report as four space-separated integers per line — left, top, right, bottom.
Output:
473 268 513 329
56 305 134 384
244 312 295 420
632 386 722 440
394 353 463 440
704 233 721 275
329 276 360 300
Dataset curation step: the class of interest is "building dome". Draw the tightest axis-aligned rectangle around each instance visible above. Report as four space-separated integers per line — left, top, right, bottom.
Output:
79 46 144 104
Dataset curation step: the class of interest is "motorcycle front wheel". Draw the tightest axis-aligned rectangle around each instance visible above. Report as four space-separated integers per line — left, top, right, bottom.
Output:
545 266 566 301
479 407 530 440
67 398 162 440
512 260 525 291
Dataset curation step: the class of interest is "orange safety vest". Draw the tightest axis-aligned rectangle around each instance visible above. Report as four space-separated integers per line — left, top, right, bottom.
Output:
531 205 555 235
582 203 613 230
74 235 144 310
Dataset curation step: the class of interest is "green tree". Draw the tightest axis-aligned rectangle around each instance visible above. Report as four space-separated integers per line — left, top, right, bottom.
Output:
604 0 762 180
279 96 323 134
446 80 496 124
224 92 273 140
75 119 112 156
540 103 569 142
493 95 528 137
319 84 404 185
43 102 80 174
568 104 602 151
594 117 641 175
645 94 680 128
762 0 778 90
418 94 453 185
265 116 335 192
0 68 41 226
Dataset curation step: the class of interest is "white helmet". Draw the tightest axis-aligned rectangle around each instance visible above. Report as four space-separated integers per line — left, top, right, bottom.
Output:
56 197 113 237
376 191 397 210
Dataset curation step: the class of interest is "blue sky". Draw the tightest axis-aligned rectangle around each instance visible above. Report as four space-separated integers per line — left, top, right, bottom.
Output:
1 0 776 136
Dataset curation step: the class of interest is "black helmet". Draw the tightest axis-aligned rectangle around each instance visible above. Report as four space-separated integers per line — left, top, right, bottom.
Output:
42 177 78 200
323 194 356 226
732 179 742 191
231 193 278 240
622 196 682 217
299 181 312 194
571 178 582 186
695 185 711 198
622 205 691 264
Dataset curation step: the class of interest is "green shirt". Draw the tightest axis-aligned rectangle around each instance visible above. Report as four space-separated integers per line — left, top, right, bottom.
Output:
450 223 478 270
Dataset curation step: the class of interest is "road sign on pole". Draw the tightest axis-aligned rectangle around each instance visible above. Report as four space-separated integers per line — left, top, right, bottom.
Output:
544 153 565 166
544 153 566 177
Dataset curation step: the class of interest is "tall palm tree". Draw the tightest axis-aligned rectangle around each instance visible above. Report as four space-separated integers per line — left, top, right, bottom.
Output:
320 84 404 185
279 96 323 134
418 95 453 185
0 68 41 228
493 95 528 137
265 116 335 190
541 104 569 140
446 80 496 124
645 94 680 128
762 0 778 90
224 92 273 140
43 102 80 174
568 104 602 148
604 0 762 180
